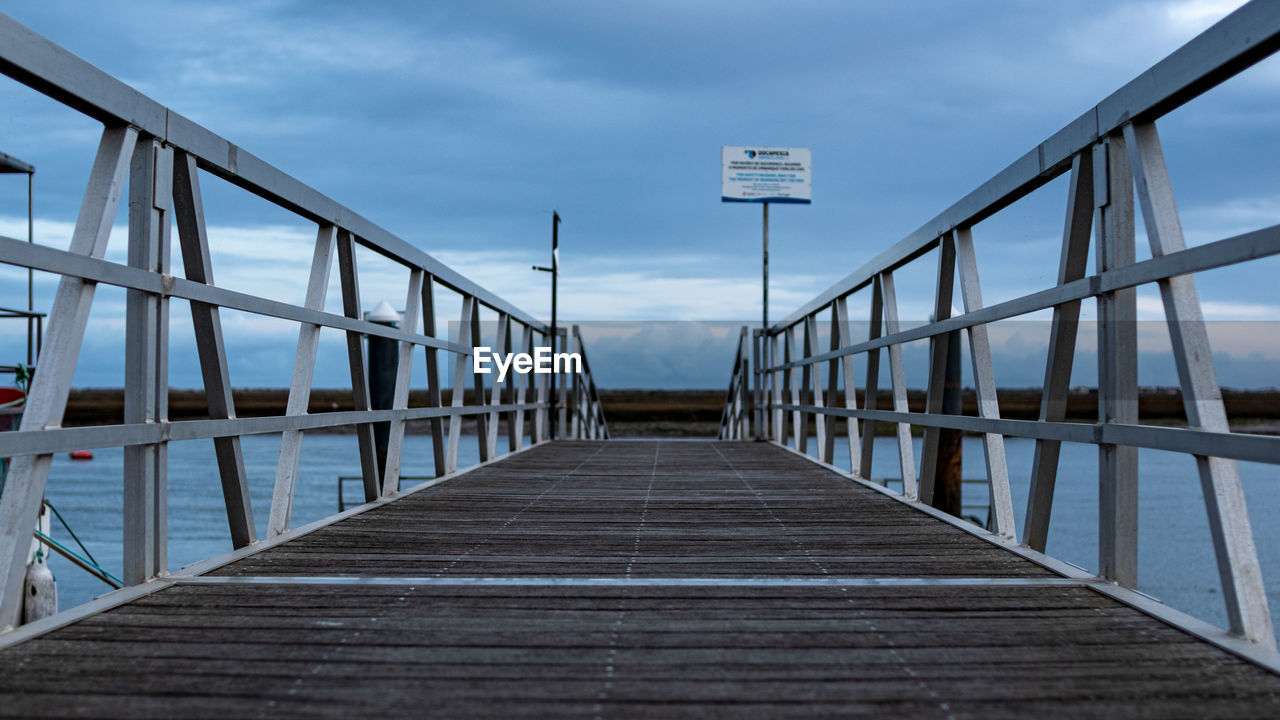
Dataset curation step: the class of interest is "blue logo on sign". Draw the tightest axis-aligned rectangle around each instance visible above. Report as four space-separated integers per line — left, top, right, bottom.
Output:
745 150 756 158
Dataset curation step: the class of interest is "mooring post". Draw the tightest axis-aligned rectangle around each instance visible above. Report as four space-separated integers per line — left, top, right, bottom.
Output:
366 300 400 478
933 328 963 517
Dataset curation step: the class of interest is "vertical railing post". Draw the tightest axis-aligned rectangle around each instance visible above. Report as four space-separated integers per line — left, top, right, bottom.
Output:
753 328 763 440
123 137 171 584
532 329 549 443
860 279 884 481
918 234 956 506
381 270 423 497
511 323 532 451
335 230 381 499
833 297 861 475
803 314 824 460
785 326 801 450
823 304 841 465
422 276 447 476
152 147 172 577
172 151 256 549
571 325 584 439
798 318 817 456
268 224 335 536
486 313 511 459
770 332 784 444
739 330 750 439
1095 133 1139 588
880 270 918 498
1024 150 1094 551
470 300 489 461
446 297 475 473
954 227 1015 539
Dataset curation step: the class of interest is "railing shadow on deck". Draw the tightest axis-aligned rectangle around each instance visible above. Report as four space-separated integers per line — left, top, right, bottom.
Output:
0 12 606 634
721 0 1280 665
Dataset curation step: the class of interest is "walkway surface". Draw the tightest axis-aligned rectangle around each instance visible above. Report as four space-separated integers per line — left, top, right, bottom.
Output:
1 440 1278 718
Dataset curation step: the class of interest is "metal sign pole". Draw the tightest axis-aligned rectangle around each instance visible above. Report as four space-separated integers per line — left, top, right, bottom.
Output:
762 202 769 333
761 202 768 441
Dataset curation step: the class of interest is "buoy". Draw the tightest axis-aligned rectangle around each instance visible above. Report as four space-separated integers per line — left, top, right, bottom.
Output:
69 450 93 460
23 557 57 624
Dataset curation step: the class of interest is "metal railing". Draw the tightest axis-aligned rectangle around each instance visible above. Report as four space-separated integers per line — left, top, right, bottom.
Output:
717 327 750 440
0 12 606 631
570 325 610 441
722 1 1280 653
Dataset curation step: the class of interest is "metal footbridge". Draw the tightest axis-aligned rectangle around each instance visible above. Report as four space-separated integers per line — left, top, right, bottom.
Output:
3 3 1280 716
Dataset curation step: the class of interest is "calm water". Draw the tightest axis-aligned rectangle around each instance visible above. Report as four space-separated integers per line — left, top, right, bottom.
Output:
30 433 1280 636
801 434 1280 632
40 434 487 610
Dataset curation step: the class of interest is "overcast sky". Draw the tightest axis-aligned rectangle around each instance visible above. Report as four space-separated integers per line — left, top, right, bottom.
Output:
1 0 1278 387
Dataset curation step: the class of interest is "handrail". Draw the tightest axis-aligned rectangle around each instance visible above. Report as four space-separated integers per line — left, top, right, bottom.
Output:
570 325 609 440
0 14 538 330
777 0 1280 330
0 12 606 631
717 327 749 440
723 0 1280 653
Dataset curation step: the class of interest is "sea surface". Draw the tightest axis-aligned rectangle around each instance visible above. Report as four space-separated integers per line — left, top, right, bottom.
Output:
33 434 1280 636
41 434 487 611
800 434 1280 634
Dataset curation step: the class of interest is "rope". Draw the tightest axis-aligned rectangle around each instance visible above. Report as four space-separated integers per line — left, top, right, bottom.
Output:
43 499 103 568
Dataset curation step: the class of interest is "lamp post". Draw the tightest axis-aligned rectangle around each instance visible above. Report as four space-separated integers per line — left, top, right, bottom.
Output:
532 211 560 438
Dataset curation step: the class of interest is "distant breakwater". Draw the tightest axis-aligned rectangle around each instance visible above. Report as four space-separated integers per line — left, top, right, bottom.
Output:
52 387 1280 438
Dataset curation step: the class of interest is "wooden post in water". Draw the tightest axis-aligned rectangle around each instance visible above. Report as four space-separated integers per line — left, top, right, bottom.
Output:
933 328 963 517
366 301 400 478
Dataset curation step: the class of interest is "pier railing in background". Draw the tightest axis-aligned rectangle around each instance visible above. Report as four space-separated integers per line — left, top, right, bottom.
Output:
0 12 606 631
717 327 750 441
722 1 1280 653
570 325 609 442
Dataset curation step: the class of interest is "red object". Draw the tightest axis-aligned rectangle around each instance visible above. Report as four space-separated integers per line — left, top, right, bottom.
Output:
69 450 94 461
0 387 23 434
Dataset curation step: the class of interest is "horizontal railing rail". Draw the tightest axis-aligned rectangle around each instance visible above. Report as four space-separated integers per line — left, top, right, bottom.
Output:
0 12 606 632
725 0 1280 654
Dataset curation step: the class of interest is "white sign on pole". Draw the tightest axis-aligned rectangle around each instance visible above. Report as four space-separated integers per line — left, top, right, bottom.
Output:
721 146 811 204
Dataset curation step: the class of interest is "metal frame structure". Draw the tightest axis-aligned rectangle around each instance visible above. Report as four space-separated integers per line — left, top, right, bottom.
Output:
0 150 38 373
570 325 610 441
723 0 1280 651
0 12 606 631
717 327 750 440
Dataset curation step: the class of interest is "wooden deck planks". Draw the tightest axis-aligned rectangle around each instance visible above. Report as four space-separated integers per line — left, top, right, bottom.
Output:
214 441 1049 579
1 440 1278 718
